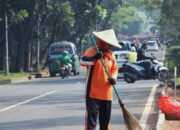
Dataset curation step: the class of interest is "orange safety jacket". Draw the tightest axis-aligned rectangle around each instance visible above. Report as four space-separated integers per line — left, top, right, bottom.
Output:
80 42 118 101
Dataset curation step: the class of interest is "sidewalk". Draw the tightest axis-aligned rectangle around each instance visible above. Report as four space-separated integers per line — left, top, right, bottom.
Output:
162 86 180 130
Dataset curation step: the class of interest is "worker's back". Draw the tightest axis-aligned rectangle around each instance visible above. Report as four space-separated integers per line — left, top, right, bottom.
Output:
127 51 137 63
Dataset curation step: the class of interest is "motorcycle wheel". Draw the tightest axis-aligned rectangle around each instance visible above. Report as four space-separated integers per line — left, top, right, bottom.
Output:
65 69 69 78
61 70 65 79
124 73 136 83
158 70 168 82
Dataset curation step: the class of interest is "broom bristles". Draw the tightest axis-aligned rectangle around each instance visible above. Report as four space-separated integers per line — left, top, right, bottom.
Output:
118 100 143 130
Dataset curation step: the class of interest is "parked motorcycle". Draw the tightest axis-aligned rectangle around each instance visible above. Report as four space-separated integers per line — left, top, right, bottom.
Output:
123 59 169 83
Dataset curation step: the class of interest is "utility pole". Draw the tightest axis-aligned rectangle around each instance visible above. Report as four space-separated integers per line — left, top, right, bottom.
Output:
174 66 177 100
5 12 9 75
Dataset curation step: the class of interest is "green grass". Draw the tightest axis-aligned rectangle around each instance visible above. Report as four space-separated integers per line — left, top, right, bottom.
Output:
0 73 32 80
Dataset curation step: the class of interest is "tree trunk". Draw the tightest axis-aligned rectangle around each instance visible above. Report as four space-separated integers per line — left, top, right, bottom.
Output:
28 43 32 71
30 42 33 70
24 27 33 72
24 42 29 72
0 42 5 70
15 37 24 72
40 17 59 69
9 36 17 72
77 35 84 56
15 10 35 72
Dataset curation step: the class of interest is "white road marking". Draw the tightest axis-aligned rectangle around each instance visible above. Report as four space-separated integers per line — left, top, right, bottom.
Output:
75 81 82 85
139 85 158 129
0 90 57 113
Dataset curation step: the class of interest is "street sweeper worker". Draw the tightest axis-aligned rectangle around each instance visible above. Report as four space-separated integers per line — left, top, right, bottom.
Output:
80 29 121 130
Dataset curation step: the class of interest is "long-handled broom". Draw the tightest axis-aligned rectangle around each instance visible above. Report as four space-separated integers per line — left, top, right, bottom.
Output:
90 35 143 130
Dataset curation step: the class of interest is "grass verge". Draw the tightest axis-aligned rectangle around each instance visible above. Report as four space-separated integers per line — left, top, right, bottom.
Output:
0 72 35 80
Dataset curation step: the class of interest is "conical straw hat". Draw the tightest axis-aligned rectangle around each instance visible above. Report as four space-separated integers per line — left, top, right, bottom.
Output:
92 29 121 48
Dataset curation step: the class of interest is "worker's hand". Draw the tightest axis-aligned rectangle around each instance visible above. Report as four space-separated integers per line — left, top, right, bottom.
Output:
108 78 116 85
93 53 102 60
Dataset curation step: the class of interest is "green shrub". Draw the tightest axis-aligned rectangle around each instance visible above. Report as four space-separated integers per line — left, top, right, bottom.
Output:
166 45 180 75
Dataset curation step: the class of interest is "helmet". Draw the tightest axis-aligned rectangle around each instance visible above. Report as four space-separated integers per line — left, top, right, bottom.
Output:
63 51 68 56
131 47 136 52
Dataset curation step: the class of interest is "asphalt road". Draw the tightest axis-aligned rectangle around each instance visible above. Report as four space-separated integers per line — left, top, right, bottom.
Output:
0 46 165 130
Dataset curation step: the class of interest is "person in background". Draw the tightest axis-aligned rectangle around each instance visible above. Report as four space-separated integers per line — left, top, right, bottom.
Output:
133 39 140 51
126 47 137 63
59 51 72 71
137 43 154 61
137 43 154 78
157 40 161 47
80 29 121 130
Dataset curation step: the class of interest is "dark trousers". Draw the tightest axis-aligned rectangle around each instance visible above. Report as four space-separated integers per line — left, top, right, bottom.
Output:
137 60 152 77
85 97 112 130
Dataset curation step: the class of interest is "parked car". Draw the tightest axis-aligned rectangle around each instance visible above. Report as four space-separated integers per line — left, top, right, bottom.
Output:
146 41 159 51
111 41 132 73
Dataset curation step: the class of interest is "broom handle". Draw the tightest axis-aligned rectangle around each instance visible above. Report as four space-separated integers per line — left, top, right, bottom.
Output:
90 35 121 101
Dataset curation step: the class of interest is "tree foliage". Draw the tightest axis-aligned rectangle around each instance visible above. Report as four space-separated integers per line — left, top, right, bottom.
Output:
159 0 180 42
135 0 180 43
4 0 177 72
109 6 146 35
166 46 180 71
0 0 123 72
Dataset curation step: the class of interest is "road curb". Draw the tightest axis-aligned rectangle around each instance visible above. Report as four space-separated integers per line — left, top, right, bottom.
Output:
0 75 36 85
156 85 167 130
0 71 49 85
0 79 11 85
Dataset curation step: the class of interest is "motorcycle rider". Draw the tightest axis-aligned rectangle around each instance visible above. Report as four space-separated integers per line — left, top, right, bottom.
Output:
59 51 72 73
126 47 137 63
132 39 140 51
137 43 155 78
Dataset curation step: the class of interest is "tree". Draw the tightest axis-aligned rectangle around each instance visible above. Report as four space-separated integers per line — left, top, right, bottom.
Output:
39 0 75 68
109 6 146 35
0 0 29 71
159 0 180 42
0 0 127 72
